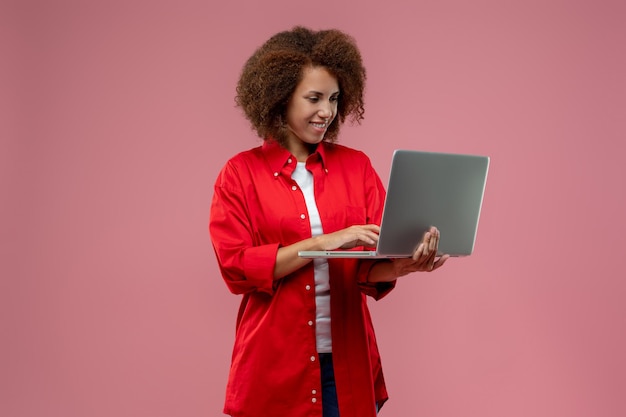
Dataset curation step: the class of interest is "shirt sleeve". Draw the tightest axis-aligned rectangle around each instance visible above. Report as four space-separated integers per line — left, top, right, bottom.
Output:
209 160 278 296
356 260 396 300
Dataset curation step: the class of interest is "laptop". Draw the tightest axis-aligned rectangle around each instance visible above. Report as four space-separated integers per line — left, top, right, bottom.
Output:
298 149 490 258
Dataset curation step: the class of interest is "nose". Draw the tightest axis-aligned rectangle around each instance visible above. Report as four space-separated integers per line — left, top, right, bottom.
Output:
318 101 334 119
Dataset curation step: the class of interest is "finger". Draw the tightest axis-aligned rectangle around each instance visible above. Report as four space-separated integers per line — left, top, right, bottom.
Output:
427 252 437 270
421 232 431 257
432 254 450 270
358 230 381 246
413 243 425 261
363 224 381 233
362 233 378 245
419 240 437 265
428 227 439 253
355 226 379 242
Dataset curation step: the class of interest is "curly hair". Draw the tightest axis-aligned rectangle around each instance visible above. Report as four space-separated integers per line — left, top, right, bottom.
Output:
235 26 367 145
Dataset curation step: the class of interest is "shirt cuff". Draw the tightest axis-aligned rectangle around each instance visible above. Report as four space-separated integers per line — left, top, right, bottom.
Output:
357 259 396 300
243 243 280 295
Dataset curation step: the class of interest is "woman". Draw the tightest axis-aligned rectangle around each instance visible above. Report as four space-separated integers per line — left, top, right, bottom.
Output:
209 26 448 417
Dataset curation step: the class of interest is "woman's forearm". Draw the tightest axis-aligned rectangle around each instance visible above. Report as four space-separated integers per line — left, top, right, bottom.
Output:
273 235 327 279
367 260 399 283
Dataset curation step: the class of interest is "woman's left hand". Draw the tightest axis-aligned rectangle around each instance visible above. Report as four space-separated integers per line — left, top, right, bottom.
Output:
391 226 449 278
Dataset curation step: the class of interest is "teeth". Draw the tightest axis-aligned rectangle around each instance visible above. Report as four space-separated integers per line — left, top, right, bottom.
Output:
312 123 326 128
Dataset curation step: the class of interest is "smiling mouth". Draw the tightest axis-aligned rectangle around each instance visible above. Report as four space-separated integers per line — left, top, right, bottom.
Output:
311 122 327 129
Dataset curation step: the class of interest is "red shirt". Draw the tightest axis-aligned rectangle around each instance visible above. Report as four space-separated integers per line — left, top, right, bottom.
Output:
209 139 396 417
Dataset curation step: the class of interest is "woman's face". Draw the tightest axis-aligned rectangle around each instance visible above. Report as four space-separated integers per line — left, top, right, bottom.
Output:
284 66 339 161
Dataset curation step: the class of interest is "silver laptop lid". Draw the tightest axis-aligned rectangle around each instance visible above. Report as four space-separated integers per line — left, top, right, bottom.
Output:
376 150 490 257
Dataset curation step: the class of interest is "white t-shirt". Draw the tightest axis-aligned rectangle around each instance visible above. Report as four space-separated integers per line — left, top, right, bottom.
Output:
291 162 332 353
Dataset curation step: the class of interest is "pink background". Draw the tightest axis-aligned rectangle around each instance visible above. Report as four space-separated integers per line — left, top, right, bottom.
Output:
2 1 625 416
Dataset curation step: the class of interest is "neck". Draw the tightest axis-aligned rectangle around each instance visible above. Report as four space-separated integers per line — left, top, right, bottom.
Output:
290 143 319 162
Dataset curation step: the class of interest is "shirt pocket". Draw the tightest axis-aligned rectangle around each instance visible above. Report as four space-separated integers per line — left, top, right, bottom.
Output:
345 206 367 227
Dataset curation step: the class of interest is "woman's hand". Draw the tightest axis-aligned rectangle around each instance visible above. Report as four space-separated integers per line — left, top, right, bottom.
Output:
391 226 449 277
367 226 449 283
274 224 380 279
318 224 381 250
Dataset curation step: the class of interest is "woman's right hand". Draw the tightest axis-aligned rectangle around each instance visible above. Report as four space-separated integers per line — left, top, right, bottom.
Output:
318 224 381 250
274 224 380 279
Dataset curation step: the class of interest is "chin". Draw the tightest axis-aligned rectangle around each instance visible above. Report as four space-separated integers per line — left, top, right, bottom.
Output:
304 137 324 145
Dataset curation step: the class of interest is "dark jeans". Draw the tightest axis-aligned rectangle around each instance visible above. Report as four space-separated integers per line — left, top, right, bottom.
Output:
319 353 340 417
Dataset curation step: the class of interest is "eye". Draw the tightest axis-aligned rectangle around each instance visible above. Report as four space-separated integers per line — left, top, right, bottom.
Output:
330 95 339 102
307 96 319 103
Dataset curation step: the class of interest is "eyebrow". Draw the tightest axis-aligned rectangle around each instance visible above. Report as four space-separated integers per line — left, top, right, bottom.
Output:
305 90 340 96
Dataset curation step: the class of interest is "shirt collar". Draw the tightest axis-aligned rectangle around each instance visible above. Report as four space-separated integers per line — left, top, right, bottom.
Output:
262 139 329 175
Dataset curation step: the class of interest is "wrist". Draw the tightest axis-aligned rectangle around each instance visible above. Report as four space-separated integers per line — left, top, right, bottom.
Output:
311 235 327 251
367 260 397 283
